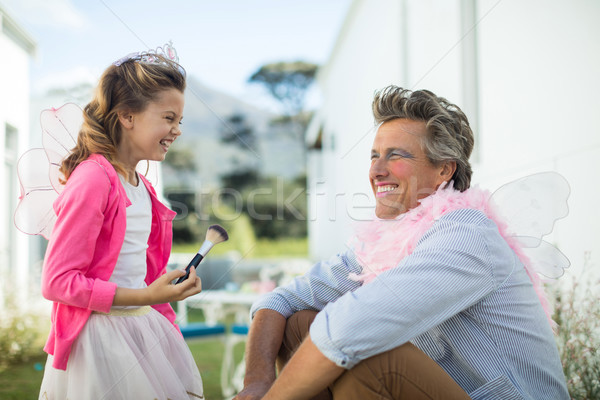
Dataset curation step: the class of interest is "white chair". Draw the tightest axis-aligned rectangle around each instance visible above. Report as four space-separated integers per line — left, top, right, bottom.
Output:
221 323 249 398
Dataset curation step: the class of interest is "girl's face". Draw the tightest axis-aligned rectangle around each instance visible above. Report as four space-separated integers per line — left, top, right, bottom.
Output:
369 118 454 219
118 88 184 168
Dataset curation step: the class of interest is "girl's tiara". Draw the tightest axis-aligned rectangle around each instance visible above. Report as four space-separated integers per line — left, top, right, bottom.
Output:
113 41 181 70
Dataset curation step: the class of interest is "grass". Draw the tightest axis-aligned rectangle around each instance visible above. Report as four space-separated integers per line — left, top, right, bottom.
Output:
0 307 246 400
186 307 247 399
0 354 47 400
190 339 246 399
0 341 244 400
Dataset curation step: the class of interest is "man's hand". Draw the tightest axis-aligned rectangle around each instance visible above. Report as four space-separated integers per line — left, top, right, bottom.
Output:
234 309 287 399
262 336 344 400
233 381 273 400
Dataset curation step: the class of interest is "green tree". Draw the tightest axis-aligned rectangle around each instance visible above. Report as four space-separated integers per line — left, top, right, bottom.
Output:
219 113 261 192
164 145 197 173
220 112 257 150
249 61 318 181
229 62 319 242
241 175 307 239
248 61 318 117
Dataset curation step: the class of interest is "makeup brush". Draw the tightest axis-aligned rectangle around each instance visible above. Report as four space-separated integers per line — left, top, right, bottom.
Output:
175 224 229 284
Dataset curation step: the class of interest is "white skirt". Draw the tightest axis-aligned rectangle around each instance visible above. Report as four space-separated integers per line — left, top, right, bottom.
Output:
39 306 204 400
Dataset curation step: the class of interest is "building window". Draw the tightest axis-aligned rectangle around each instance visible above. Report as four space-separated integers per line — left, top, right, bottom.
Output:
2 123 18 277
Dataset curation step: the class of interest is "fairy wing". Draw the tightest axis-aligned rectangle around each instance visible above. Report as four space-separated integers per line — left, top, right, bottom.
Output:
490 171 571 278
513 236 571 279
14 104 82 239
14 148 58 239
490 171 570 239
40 103 81 193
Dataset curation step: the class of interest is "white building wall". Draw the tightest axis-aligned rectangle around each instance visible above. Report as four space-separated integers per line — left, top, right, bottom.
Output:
308 0 600 281
308 0 405 259
404 0 463 97
472 0 600 279
0 7 36 305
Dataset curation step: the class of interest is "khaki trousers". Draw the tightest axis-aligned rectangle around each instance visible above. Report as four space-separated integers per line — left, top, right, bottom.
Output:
277 310 471 400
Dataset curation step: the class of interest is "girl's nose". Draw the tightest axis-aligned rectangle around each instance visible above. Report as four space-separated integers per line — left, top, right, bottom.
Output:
172 125 182 137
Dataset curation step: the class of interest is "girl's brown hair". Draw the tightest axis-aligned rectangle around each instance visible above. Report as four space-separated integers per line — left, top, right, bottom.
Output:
60 54 186 181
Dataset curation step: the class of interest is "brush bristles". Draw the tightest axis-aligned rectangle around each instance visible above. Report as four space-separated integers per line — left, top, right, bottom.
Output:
206 224 229 244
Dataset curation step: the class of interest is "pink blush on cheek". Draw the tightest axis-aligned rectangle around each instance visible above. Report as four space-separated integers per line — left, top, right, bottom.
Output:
389 162 413 178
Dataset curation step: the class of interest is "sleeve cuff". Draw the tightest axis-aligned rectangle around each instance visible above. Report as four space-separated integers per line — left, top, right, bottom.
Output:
309 310 357 369
250 292 295 320
88 279 117 313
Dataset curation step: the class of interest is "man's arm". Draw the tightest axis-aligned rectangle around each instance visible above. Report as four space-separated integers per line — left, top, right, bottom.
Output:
249 252 363 321
234 309 287 400
236 251 362 399
263 335 344 400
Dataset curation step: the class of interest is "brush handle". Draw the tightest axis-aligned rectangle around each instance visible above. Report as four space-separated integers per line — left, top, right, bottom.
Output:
175 253 204 284
175 240 214 284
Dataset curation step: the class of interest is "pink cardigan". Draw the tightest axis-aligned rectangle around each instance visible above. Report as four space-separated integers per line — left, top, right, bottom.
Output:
41 154 178 370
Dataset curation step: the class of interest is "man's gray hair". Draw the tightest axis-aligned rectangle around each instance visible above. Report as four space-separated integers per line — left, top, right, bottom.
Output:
372 86 474 191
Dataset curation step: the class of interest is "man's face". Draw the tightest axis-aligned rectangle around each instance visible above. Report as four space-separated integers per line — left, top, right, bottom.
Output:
369 118 448 219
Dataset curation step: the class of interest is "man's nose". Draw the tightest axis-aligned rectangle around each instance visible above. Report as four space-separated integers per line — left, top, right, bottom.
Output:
369 158 388 179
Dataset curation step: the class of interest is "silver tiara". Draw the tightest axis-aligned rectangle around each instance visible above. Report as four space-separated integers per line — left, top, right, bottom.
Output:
113 41 180 67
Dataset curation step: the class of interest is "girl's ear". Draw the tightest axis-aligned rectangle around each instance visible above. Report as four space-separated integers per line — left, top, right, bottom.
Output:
118 111 134 130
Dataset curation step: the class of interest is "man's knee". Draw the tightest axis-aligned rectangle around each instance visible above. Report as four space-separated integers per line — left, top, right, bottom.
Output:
332 343 470 400
286 309 319 337
278 310 319 369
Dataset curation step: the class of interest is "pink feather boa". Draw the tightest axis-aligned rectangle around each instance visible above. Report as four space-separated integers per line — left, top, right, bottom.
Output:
348 182 554 325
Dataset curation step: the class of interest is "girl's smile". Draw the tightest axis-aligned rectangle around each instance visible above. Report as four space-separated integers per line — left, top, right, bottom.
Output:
117 88 184 183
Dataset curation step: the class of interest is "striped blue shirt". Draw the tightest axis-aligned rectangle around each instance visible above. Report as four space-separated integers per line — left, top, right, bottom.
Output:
251 209 569 400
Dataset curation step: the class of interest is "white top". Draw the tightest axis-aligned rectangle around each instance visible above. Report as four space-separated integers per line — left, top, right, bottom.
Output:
110 173 152 290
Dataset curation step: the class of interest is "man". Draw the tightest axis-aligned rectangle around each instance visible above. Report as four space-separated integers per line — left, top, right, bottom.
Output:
235 86 569 400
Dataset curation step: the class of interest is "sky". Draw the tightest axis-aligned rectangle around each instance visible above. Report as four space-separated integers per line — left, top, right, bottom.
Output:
2 0 352 111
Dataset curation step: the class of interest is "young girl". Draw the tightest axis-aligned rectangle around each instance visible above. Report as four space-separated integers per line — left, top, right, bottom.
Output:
38 45 205 399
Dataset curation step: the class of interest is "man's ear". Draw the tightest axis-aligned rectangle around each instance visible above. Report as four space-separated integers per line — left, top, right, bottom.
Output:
118 111 134 130
439 160 457 183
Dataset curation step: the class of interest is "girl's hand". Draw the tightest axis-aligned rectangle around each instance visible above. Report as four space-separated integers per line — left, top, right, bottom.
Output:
113 267 202 307
146 267 203 304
